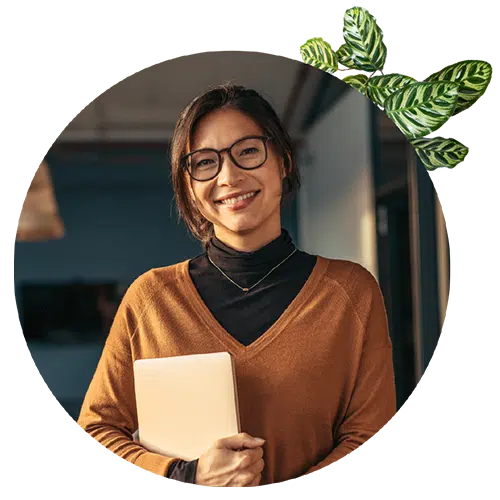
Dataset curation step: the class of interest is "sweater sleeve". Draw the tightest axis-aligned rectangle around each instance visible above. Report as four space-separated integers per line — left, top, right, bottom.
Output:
305 270 397 474
77 280 182 477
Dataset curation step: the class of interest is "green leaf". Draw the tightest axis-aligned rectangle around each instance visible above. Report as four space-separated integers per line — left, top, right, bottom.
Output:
344 74 369 96
367 74 417 107
343 7 387 71
424 60 492 115
384 81 459 139
410 137 469 170
337 43 359 69
300 37 338 74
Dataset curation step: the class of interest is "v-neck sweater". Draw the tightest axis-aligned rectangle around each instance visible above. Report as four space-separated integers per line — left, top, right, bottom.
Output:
188 229 317 347
78 256 397 484
167 231 317 482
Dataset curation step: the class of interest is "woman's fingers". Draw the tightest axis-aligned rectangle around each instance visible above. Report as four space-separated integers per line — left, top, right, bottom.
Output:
216 432 265 451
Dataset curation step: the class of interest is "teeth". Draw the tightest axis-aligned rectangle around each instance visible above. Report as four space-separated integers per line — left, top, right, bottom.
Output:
220 191 257 205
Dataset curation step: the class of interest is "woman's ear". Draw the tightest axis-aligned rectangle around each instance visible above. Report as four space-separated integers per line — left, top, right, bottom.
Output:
280 153 292 180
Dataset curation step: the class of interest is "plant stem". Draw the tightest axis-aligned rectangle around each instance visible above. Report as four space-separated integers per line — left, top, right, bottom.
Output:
365 70 378 87
364 70 378 101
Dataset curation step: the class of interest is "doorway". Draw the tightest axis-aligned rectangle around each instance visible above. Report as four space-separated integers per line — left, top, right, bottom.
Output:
376 189 416 409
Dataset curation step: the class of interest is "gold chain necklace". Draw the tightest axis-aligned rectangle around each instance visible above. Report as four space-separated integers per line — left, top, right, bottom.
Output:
207 247 298 292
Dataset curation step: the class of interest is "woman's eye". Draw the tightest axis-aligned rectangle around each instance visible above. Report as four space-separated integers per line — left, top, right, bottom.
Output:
196 159 215 168
240 148 258 155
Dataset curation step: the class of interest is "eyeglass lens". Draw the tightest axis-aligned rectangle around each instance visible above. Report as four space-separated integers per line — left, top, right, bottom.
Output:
187 137 267 181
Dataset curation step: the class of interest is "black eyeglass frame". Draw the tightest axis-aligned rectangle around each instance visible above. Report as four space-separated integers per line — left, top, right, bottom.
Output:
181 135 272 182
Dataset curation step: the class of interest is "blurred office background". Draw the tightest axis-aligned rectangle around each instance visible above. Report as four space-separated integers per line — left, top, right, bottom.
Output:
14 52 449 419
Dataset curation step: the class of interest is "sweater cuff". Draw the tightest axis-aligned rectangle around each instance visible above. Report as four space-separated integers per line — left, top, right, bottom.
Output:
167 460 183 479
167 459 199 483
184 459 198 488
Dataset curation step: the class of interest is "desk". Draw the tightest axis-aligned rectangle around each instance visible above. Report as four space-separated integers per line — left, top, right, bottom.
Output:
0 416 496 493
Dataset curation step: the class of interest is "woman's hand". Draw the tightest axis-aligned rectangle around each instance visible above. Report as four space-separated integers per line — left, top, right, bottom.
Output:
195 432 265 487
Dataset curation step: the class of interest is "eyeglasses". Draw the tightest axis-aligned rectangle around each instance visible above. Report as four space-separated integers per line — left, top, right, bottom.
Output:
181 135 271 182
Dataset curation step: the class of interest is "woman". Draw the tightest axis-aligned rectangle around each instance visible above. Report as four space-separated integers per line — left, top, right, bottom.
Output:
78 84 397 486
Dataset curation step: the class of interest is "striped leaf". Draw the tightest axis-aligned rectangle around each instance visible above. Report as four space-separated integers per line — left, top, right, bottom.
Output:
300 37 338 74
384 81 459 139
424 60 492 115
337 43 360 69
410 137 469 170
343 7 387 71
344 74 369 96
367 74 417 107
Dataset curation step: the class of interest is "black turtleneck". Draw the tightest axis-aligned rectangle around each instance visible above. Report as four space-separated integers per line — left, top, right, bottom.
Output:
166 228 317 482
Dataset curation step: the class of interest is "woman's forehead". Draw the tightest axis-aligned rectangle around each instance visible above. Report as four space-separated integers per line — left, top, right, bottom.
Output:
190 108 264 151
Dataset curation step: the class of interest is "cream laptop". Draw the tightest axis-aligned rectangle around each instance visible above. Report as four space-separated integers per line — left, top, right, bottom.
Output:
133 352 241 461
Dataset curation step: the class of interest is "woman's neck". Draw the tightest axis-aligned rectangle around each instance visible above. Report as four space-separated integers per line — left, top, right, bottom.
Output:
208 228 295 272
213 225 282 253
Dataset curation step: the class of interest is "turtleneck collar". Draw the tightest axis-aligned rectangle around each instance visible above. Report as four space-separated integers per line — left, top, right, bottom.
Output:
207 229 296 270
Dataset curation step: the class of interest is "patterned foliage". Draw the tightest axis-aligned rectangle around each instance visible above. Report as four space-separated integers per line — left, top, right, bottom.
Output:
410 137 469 170
337 43 360 69
343 74 369 96
367 74 417 107
300 37 338 74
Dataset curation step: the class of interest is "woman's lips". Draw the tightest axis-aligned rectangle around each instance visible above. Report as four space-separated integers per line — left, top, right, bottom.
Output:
216 191 260 211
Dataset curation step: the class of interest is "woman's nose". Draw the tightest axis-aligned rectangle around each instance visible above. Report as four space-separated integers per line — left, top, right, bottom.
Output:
217 152 244 185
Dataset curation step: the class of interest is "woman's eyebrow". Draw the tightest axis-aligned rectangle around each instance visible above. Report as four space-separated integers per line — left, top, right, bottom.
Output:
191 135 262 152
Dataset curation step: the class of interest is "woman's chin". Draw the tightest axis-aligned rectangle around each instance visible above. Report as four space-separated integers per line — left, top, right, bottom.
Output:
215 218 261 236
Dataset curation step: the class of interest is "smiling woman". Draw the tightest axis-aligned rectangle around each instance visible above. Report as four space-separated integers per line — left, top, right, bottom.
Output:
77 83 397 486
171 85 299 252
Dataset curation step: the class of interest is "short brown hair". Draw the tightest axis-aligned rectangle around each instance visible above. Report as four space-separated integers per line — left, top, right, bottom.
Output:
170 84 300 248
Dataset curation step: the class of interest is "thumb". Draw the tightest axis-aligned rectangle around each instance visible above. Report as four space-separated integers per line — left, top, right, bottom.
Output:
216 432 265 450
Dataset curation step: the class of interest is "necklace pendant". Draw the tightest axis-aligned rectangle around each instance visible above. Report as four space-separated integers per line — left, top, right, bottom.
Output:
242 287 249 292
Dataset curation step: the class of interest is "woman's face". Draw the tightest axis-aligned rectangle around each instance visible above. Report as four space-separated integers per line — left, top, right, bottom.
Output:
187 107 285 249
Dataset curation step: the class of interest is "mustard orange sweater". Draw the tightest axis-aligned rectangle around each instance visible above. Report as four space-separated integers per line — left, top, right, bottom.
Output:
77 256 396 484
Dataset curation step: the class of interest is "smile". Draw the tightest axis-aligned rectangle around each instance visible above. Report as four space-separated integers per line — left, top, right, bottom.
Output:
216 191 260 206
